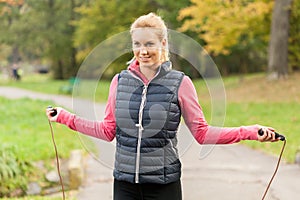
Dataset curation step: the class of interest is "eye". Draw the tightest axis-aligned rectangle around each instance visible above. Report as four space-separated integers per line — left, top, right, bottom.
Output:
145 42 155 47
133 42 140 48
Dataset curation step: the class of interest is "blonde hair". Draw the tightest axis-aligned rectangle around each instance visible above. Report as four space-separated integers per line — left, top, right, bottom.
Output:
130 13 169 62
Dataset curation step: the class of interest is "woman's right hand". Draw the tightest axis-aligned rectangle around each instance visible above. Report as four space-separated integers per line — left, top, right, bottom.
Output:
46 106 62 122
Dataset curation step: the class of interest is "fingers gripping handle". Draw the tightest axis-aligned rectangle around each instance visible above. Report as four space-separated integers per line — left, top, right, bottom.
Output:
48 106 57 117
258 128 286 141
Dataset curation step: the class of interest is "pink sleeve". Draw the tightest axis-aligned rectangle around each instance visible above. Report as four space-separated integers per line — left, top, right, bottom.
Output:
178 76 259 144
56 75 119 142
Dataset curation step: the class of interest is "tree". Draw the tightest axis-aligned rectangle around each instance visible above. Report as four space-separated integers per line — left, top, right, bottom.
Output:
30 0 83 79
0 0 24 64
289 0 300 71
177 0 273 75
0 0 86 79
178 0 272 55
268 0 293 79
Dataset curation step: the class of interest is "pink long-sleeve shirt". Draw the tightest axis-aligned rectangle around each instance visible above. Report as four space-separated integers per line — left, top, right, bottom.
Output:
57 60 259 144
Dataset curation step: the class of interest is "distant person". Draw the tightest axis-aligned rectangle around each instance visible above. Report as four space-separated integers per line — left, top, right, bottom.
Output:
12 64 18 80
12 64 22 81
46 13 281 200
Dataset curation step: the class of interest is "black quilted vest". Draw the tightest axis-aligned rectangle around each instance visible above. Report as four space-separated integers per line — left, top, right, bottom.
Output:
114 61 184 184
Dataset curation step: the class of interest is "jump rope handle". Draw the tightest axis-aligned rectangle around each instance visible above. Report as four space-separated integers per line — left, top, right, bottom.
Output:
48 106 57 117
258 128 285 141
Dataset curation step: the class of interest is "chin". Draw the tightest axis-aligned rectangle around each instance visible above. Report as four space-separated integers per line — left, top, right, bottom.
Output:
139 61 154 67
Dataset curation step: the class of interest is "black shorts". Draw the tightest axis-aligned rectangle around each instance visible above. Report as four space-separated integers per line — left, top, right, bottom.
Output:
113 179 182 200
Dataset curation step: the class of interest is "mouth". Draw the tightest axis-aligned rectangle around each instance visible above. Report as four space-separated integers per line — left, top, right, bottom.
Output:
139 56 151 62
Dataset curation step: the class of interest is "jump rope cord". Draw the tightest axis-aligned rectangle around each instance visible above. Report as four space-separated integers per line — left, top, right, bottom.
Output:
48 120 66 200
48 116 285 200
261 139 286 200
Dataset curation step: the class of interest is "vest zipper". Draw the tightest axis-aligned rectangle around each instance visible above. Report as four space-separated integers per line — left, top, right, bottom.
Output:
135 85 148 183
128 68 161 183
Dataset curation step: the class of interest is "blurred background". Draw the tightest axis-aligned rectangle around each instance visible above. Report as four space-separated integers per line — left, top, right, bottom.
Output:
0 0 299 80
0 0 299 199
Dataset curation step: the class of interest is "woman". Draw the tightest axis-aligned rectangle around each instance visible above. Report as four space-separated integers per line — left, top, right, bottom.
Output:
46 13 279 200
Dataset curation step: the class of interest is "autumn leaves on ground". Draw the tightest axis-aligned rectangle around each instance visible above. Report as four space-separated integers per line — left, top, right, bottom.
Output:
225 73 300 103
196 72 300 103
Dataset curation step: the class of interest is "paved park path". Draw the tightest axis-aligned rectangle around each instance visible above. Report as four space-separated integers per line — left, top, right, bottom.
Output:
1 86 300 200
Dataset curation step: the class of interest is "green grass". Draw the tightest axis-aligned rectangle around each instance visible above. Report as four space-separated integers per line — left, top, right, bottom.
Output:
0 97 83 161
218 102 299 163
0 96 86 198
0 73 66 95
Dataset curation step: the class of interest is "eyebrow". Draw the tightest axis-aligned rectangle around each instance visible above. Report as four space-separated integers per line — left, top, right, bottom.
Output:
132 40 156 43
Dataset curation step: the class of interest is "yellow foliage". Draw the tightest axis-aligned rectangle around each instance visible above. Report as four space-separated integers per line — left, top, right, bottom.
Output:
0 0 23 5
178 0 273 55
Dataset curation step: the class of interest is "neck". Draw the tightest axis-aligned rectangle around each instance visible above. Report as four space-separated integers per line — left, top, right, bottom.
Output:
140 63 161 80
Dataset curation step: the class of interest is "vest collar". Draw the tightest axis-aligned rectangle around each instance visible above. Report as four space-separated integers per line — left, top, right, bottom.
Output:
128 59 172 83
158 61 172 76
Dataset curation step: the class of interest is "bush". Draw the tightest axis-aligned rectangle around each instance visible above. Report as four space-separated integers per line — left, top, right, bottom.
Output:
0 145 33 197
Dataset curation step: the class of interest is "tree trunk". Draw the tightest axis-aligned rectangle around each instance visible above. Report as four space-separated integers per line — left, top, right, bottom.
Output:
12 46 21 63
267 0 293 79
70 0 78 77
55 59 64 79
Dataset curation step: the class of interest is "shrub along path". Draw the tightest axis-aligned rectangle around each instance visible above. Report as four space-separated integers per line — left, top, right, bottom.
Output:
0 86 299 200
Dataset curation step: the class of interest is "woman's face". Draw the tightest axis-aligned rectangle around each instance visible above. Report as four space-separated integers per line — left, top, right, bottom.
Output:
131 28 166 69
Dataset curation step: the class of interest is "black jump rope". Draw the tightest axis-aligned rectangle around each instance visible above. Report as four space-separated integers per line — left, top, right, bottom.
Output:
47 106 286 200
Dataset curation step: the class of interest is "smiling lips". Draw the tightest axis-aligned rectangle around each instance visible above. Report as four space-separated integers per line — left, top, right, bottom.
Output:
139 56 151 62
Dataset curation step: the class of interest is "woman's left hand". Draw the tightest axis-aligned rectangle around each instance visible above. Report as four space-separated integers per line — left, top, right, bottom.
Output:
257 127 279 142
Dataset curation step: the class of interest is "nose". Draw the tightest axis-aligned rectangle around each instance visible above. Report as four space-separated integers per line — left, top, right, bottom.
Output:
140 47 148 54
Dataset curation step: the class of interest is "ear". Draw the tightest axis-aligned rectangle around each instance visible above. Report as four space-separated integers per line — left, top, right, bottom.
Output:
161 38 167 47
